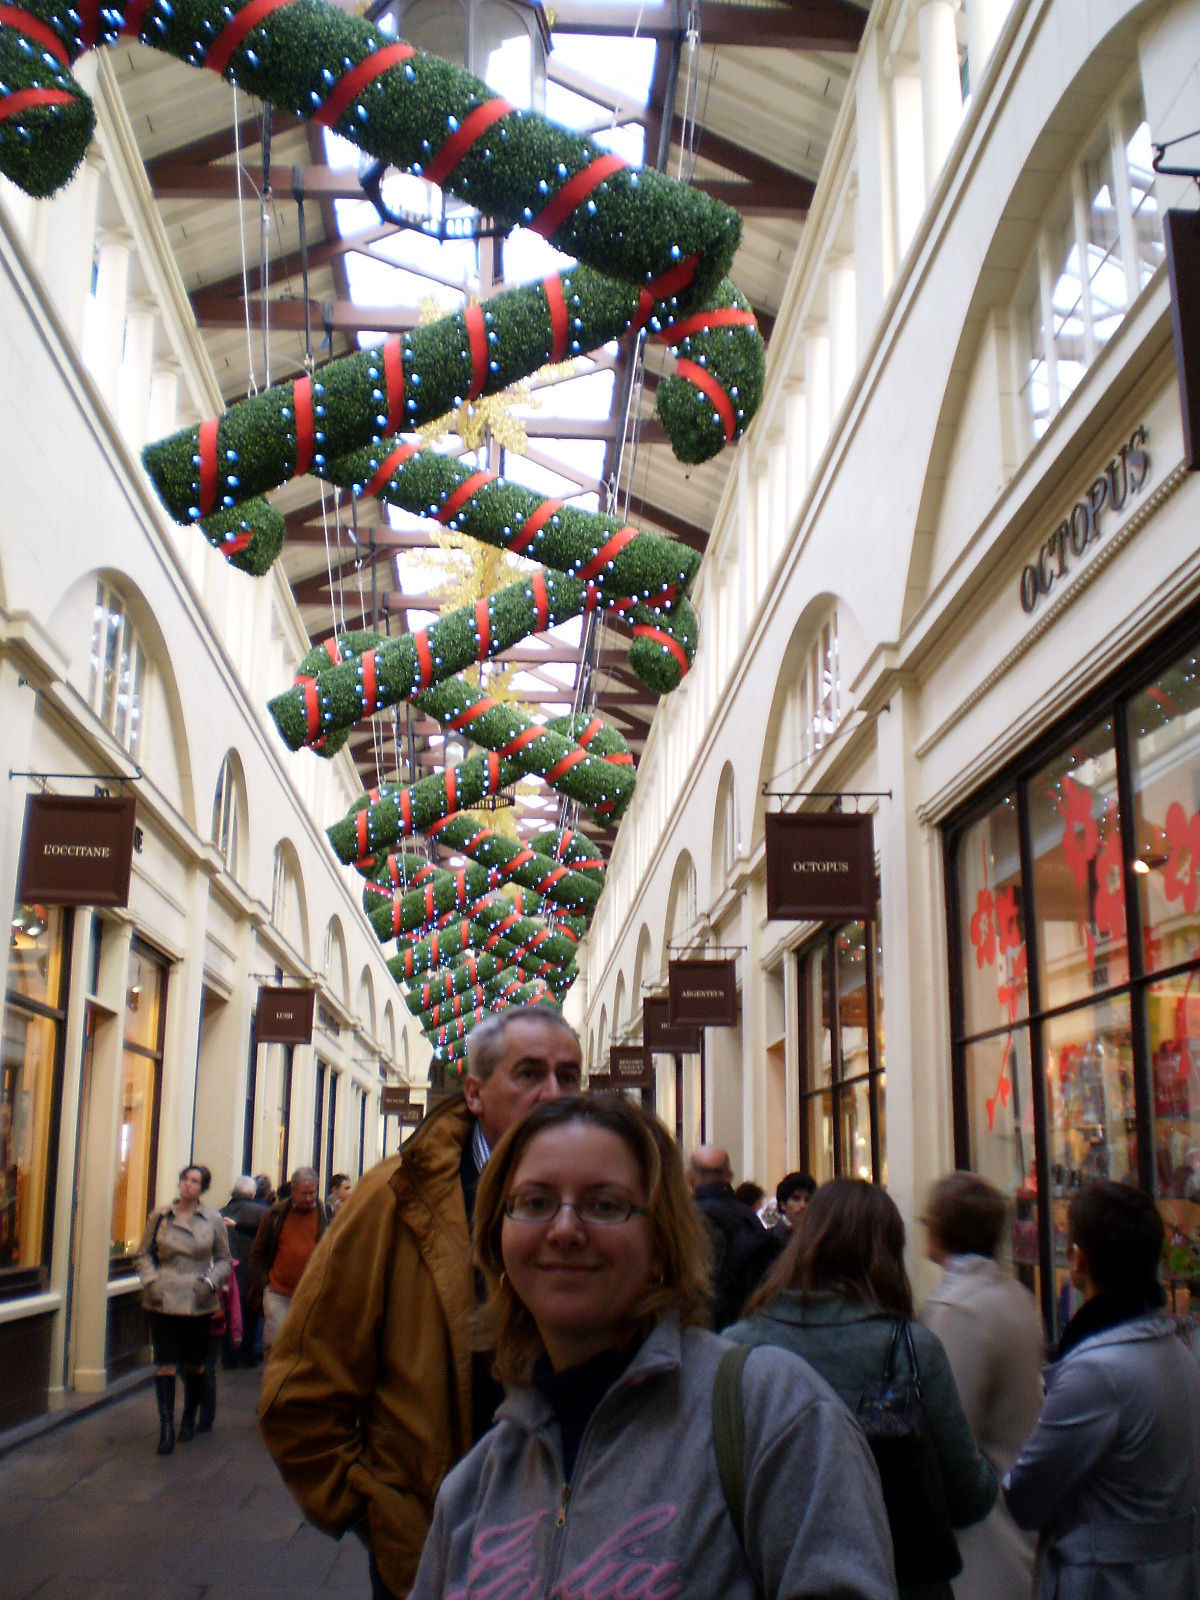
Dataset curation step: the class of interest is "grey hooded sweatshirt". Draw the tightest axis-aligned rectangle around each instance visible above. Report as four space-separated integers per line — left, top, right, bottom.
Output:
409 1317 898 1600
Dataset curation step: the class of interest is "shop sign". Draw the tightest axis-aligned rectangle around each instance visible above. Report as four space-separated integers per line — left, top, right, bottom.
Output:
643 995 701 1052
17 794 137 907
1017 426 1150 615
668 959 738 1026
398 1102 424 1127
380 1085 410 1115
611 1046 655 1091
1165 210 1200 470
256 986 316 1044
765 812 876 921
587 1063 613 1092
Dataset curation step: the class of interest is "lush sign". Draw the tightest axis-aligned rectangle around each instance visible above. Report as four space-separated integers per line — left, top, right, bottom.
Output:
256 987 316 1045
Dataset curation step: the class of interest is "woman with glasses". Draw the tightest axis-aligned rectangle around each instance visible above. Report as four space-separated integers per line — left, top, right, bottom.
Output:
408 1094 897 1600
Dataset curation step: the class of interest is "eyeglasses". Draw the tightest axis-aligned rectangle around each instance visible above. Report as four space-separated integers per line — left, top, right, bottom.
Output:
503 1190 649 1226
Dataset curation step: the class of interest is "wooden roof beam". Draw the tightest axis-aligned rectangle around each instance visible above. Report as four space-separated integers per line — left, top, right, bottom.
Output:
548 1 866 50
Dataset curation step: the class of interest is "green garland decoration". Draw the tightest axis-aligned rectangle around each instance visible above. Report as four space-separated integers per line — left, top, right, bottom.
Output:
2 1 762 474
0 22 94 198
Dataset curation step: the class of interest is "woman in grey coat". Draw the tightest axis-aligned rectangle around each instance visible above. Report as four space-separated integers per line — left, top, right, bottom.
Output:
922 1174 1044 1600
1004 1180 1200 1600
726 1178 997 1600
135 1162 232 1455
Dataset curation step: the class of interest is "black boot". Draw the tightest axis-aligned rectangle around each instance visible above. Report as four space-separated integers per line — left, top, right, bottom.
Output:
155 1375 176 1456
198 1344 216 1433
177 1371 201 1442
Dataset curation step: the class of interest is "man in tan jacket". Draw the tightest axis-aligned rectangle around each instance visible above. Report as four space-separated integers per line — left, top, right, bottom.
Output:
258 1005 583 1599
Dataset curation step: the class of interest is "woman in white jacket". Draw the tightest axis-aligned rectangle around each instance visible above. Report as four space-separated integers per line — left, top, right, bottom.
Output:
922 1174 1044 1600
409 1094 898 1600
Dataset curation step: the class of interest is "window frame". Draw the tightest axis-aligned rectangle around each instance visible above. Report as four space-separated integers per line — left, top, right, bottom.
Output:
109 936 168 1273
797 909 885 1184
89 582 147 758
1011 76 1163 447
945 603 1200 1333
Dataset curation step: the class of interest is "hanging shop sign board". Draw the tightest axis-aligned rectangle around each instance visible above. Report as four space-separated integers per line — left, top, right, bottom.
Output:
1166 209 1200 471
17 794 137 907
380 1085 410 1115
398 1102 424 1127
1016 425 1150 615
668 959 738 1027
587 1064 614 1093
765 812 876 921
611 1046 655 1091
642 996 701 1052
256 986 316 1045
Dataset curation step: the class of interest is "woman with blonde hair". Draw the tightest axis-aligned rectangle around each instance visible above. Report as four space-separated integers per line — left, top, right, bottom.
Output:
408 1095 897 1600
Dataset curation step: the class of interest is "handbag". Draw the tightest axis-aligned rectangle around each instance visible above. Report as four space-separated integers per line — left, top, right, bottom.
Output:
855 1321 962 1585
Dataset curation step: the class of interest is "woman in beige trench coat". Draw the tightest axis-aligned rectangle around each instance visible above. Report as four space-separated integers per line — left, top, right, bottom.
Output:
136 1163 232 1454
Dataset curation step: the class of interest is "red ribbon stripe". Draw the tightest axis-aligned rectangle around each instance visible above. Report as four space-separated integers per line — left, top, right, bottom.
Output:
314 42 415 128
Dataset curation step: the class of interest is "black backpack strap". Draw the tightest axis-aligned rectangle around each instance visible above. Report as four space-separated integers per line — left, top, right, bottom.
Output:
902 1322 923 1393
713 1343 752 1551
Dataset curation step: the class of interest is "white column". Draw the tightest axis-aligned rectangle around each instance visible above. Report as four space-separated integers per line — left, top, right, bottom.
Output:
737 454 754 637
39 154 102 344
754 466 770 603
804 329 831 474
85 232 131 411
827 264 858 416
965 0 1008 91
891 66 926 258
147 362 180 443
784 387 807 523
767 435 788 566
855 32 896 339
117 301 157 450
918 0 963 197
0 174 37 244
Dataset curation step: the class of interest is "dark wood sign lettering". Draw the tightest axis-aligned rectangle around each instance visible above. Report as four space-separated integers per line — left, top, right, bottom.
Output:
1017 425 1149 615
765 812 876 921
1166 210 1200 471
17 794 137 907
643 996 701 1052
668 959 738 1026
256 986 316 1045
398 1102 424 1127
611 1046 655 1091
380 1085 411 1115
587 1064 614 1092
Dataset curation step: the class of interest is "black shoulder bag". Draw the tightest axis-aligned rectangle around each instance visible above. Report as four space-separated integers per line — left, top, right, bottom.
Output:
854 1321 962 1586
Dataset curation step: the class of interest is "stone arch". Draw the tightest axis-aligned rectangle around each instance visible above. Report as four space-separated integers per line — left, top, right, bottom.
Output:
711 762 739 900
358 966 377 1038
47 567 196 825
597 1005 609 1066
630 923 654 1014
663 849 698 953
323 917 350 1005
901 15 1149 625
612 971 627 1041
383 1000 398 1063
751 595 867 851
271 839 310 967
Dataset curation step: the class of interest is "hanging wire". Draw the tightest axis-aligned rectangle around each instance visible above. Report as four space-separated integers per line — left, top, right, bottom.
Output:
231 88 257 394
260 104 273 388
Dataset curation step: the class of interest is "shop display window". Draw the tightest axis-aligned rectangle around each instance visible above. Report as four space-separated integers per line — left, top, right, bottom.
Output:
110 942 167 1264
798 911 886 1184
948 622 1200 1339
2 905 69 1288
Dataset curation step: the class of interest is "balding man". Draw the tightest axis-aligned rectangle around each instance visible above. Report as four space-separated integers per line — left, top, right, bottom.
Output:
259 1005 582 1600
248 1165 326 1353
688 1145 780 1328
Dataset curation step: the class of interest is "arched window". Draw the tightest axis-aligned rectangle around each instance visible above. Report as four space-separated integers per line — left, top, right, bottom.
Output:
1014 79 1163 442
211 756 241 875
799 610 839 769
89 580 146 756
271 843 308 961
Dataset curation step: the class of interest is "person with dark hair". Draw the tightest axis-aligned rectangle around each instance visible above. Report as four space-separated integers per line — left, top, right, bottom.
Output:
726 1177 996 1599
135 1162 232 1455
221 1174 268 1367
922 1174 1044 1600
734 1179 765 1211
686 1146 781 1327
326 1173 352 1218
259 1005 583 1600
772 1171 818 1240
1005 1180 1200 1600
408 1095 897 1600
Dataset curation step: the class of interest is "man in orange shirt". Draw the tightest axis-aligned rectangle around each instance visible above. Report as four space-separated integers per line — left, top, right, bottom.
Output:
248 1167 327 1353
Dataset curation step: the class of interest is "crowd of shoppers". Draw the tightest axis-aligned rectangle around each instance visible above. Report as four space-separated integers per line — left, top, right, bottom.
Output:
125 1004 1200 1600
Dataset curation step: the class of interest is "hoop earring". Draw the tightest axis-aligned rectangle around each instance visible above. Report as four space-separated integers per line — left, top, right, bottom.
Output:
499 1272 507 1291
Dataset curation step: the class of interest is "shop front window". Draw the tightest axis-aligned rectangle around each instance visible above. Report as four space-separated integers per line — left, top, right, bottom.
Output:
2 905 69 1289
949 625 1200 1338
111 942 167 1264
798 908 885 1184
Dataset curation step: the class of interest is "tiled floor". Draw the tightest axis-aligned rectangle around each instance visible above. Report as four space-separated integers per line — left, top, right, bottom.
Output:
0 1369 370 1599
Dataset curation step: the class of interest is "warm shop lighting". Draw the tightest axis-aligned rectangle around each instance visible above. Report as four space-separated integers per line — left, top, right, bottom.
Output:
1132 859 1151 874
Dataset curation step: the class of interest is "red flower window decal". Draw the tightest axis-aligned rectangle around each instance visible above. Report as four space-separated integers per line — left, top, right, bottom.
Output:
970 888 997 968
1057 775 1100 888
1094 830 1126 941
1164 801 1200 916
